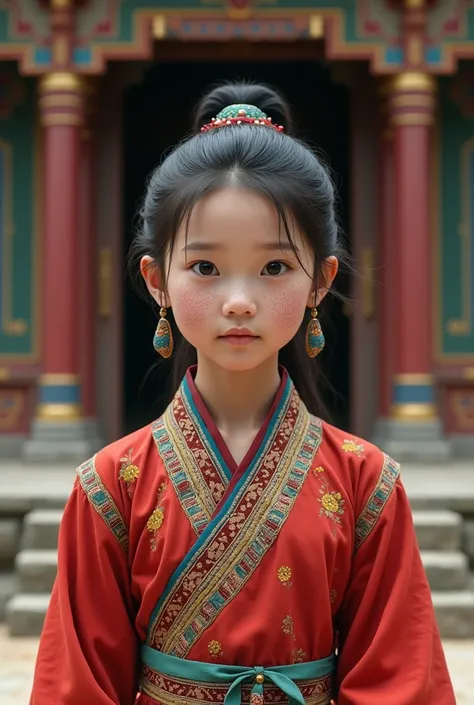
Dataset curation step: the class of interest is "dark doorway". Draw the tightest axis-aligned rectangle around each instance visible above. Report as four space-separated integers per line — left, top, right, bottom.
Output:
123 59 350 434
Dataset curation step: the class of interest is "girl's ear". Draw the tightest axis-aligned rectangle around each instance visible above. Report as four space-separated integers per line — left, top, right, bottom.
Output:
140 256 169 307
313 256 339 307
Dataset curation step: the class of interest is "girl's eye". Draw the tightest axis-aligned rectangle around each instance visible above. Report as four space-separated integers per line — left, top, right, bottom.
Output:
192 261 219 276
262 261 289 276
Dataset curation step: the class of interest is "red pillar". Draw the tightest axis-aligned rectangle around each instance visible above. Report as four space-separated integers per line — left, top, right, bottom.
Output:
35 73 85 421
387 72 438 420
377 93 396 418
79 82 97 419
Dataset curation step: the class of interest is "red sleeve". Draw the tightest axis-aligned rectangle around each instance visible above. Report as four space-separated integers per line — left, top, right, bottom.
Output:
336 454 455 705
30 456 138 705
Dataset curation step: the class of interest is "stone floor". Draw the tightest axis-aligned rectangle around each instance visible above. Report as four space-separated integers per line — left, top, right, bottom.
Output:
1 627 474 703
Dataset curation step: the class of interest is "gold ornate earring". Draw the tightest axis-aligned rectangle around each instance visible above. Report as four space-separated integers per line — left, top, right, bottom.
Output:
153 307 174 358
305 307 325 358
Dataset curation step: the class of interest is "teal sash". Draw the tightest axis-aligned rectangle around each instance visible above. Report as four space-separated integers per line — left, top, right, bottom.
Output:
141 644 336 705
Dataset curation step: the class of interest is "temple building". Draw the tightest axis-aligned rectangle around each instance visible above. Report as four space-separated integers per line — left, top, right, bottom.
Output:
0 0 473 462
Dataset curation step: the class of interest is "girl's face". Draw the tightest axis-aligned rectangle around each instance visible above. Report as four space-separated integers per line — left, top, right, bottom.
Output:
142 188 337 373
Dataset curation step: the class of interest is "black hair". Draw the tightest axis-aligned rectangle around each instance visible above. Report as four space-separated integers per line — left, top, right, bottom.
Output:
128 81 348 418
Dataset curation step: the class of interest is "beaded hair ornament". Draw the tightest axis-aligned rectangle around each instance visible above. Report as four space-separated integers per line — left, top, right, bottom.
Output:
200 103 284 133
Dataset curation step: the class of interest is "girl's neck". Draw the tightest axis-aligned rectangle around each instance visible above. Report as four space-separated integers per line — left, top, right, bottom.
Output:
193 355 281 433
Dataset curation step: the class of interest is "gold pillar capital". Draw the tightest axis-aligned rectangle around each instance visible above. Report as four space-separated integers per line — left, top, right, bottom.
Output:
39 72 85 95
39 72 87 127
388 72 436 95
387 72 436 127
404 0 424 9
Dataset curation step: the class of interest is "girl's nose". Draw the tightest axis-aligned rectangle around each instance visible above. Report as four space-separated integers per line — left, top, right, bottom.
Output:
222 289 257 318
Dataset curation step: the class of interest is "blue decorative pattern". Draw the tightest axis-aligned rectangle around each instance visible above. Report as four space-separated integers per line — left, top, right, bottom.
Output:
77 456 129 553
354 454 400 552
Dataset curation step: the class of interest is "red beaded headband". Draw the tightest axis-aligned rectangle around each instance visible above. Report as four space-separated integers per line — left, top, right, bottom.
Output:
200 103 284 133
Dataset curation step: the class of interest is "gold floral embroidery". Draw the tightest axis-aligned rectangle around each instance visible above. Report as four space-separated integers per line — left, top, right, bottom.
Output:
277 565 292 587
313 466 325 475
314 468 345 538
282 614 296 640
119 449 140 494
147 508 164 532
321 492 343 514
291 648 306 664
281 614 306 663
147 482 167 551
341 439 365 457
208 639 223 657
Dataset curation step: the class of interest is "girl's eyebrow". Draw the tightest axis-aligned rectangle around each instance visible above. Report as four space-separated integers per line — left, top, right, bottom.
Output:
260 242 300 253
182 242 223 252
182 241 299 253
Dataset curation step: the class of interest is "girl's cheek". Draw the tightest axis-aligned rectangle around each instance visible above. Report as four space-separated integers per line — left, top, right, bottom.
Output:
264 282 310 330
170 281 215 329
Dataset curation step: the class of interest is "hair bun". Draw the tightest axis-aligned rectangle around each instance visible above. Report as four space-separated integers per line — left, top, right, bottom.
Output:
193 81 294 134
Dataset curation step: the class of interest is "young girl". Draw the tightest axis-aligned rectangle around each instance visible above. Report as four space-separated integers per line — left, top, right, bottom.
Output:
31 83 455 705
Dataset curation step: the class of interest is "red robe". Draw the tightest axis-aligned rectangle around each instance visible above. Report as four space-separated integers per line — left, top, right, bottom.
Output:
30 369 455 705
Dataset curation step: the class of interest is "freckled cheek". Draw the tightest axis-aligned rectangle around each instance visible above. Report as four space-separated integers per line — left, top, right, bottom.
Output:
169 281 215 330
264 283 310 330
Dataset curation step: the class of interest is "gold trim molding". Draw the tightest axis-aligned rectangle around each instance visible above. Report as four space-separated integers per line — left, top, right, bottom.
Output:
388 72 436 94
39 73 85 95
390 402 437 421
36 402 83 421
40 373 80 385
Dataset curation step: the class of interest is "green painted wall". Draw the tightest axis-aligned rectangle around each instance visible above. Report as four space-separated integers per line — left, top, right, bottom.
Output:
438 74 474 359
0 66 37 359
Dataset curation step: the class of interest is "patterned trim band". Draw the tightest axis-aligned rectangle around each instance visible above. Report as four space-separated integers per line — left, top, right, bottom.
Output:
140 663 334 705
77 456 129 553
354 453 400 552
200 103 284 133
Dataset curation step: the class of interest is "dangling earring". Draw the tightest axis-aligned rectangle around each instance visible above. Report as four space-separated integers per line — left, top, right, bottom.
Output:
305 307 325 358
153 307 174 358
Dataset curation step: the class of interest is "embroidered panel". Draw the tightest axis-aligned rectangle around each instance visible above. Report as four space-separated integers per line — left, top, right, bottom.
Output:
354 453 400 552
180 377 233 490
77 456 129 553
149 395 322 658
152 404 215 537
140 663 334 705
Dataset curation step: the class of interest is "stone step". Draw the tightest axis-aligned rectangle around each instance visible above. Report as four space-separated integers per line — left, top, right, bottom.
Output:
421 551 470 591
0 571 17 621
0 518 21 561
6 593 50 636
433 591 474 638
412 510 462 551
22 509 63 551
15 550 57 593
5 589 474 640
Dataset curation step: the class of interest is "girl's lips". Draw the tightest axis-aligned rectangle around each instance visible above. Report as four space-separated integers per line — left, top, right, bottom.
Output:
220 335 258 346
219 328 259 345
220 327 257 337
